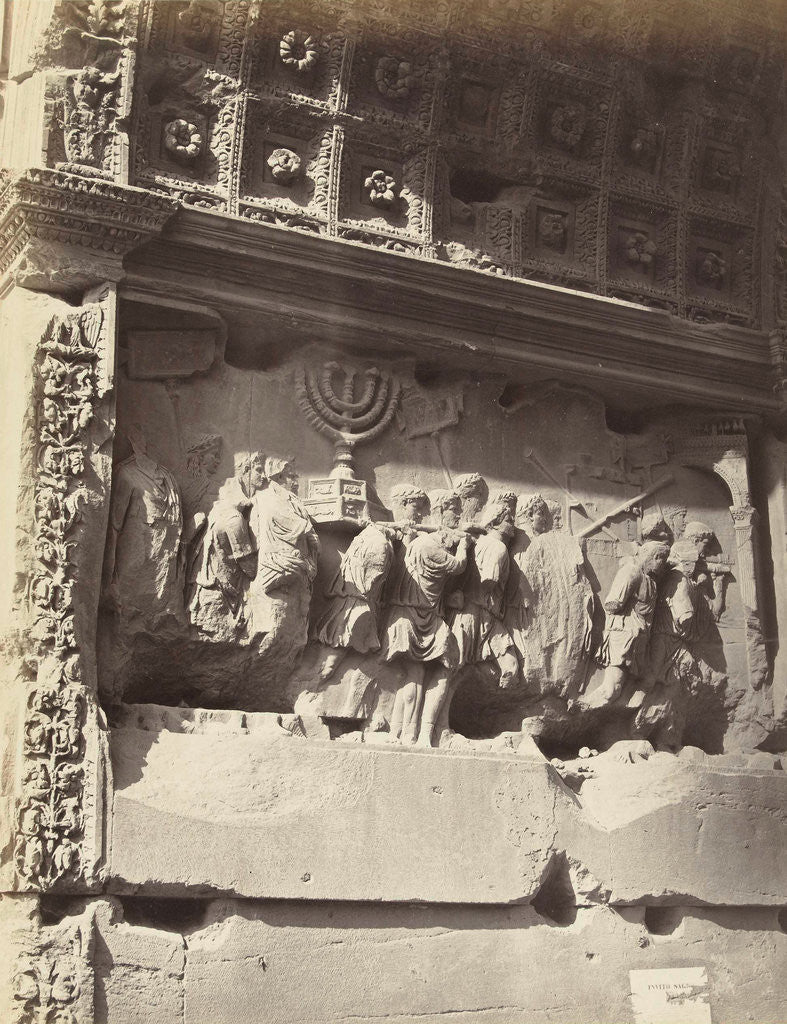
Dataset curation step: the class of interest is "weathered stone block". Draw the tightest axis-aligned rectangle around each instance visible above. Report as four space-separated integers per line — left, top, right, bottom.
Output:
89 898 787 1024
108 709 787 908
109 712 562 903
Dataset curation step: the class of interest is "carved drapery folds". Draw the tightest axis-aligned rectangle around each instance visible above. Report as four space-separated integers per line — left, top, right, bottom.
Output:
97 350 777 753
14 306 106 891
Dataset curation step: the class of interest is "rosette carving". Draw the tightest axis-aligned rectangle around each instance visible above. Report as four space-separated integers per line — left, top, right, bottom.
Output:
364 169 398 209
375 56 413 99
163 119 204 164
267 147 302 184
279 30 319 73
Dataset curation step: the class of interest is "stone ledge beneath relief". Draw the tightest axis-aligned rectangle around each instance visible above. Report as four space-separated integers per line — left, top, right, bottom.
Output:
107 703 787 908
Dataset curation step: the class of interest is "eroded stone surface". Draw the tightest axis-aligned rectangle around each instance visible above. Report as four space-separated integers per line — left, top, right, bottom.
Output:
88 898 787 1024
109 714 565 903
108 708 787 907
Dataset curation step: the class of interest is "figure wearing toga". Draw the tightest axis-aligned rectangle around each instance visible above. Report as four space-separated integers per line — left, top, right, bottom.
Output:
637 533 726 748
312 521 396 680
451 490 518 684
381 485 468 746
505 493 594 698
187 451 265 641
575 540 670 709
426 490 519 745
102 423 185 635
247 457 320 660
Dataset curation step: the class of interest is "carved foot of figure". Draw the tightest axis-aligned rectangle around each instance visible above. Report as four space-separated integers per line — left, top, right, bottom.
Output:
320 650 345 680
497 653 519 690
414 728 435 748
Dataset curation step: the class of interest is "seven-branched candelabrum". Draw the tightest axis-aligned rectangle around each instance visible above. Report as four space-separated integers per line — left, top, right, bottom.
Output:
296 361 401 479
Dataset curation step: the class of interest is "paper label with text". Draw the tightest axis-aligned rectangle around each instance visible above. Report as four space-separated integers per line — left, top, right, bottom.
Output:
630 967 712 1024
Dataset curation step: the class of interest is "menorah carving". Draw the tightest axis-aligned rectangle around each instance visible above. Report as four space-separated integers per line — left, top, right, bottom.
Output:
296 362 401 524
296 362 401 478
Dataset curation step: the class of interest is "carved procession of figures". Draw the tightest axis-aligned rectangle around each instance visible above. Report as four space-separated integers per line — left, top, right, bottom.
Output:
100 423 730 752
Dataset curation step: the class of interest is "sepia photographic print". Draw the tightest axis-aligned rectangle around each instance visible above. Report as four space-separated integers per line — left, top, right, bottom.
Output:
0 0 785 1021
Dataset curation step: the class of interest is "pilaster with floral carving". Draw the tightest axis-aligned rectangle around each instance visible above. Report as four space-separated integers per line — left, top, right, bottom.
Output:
13 296 114 893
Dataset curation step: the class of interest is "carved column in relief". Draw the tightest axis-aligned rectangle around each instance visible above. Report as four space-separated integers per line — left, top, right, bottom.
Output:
675 422 768 688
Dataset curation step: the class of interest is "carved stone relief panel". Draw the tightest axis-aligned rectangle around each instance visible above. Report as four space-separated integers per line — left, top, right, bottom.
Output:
521 183 599 288
10 290 117 895
130 53 236 209
686 218 754 326
161 0 225 65
337 137 429 244
238 104 330 227
97 333 773 758
442 44 527 151
145 0 250 80
34 2 138 181
526 66 611 181
611 95 689 203
607 199 677 306
346 26 441 133
248 2 348 112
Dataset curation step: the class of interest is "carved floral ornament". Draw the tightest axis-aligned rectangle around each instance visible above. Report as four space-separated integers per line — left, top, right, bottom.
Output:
163 119 204 163
697 250 727 286
12 953 79 1024
279 30 320 73
14 308 104 891
537 211 568 250
178 0 223 50
703 147 741 191
571 1 605 40
549 103 586 150
624 230 657 266
62 66 119 167
267 147 302 183
375 56 413 99
364 169 398 208
629 127 659 167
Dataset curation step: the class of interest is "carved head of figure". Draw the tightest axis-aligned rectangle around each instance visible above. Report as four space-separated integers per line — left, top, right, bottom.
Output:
638 540 671 578
483 490 517 540
126 422 148 458
670 538 700 577
683 521 715 557
234 451 266 498
265 456 299 495
454 473 488 524
187 433 222 477
517 493 551 535
430 489 461 529
391 484 429 525
641 512 673 546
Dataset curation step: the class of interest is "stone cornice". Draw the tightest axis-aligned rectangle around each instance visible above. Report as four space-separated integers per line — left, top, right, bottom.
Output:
124 206 782 417
0 168 177 293
0 168 781 415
